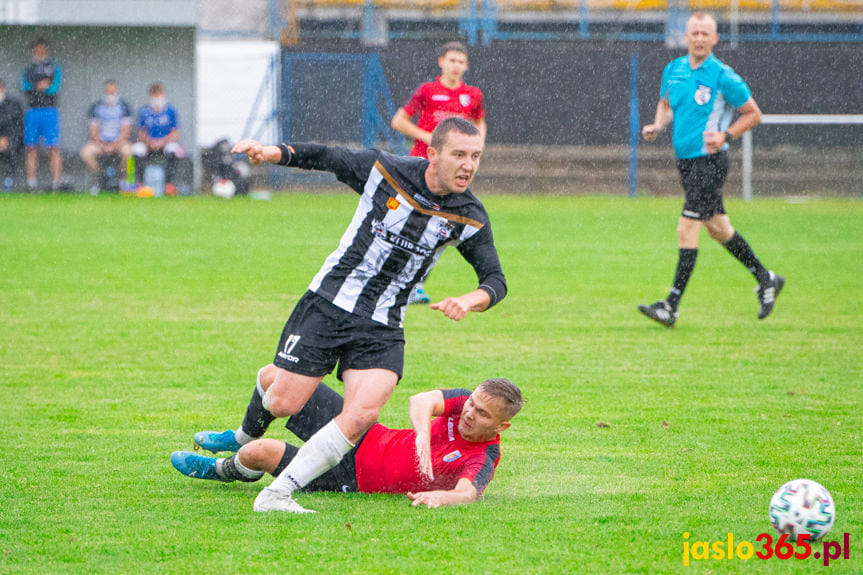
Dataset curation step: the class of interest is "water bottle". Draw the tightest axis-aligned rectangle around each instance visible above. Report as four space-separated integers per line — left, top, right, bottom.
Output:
143 164 165 197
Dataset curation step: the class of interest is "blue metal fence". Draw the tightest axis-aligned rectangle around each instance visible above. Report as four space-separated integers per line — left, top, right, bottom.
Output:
259 0 863 44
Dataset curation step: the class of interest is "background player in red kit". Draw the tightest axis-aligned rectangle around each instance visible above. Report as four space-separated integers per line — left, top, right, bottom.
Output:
391 41 486 304
171 378 521 509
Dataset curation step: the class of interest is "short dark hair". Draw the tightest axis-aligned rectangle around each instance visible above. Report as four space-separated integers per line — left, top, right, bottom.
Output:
31 37 48 49
477 378 523 420
148 82 164 95
429 117 480 151
438 41 468 59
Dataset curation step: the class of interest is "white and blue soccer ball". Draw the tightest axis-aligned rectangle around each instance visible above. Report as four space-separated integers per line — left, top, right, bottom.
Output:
769 479 835 541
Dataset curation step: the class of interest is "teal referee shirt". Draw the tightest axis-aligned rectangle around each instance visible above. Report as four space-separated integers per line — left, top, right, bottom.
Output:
660 53 752 159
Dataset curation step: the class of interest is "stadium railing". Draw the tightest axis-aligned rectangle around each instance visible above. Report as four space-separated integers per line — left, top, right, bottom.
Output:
277 0 863 44
741 114 863 199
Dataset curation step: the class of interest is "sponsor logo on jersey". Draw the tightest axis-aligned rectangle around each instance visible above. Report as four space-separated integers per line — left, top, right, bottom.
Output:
370 219 433 257
694 84 712 106
413 193 440 211
431 94 450 102
459 94 471 107
443 450 462 463
372 219 387 239
437 220 454 239
386 196 400 210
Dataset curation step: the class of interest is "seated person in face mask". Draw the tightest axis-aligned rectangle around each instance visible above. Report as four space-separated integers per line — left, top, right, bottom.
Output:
0 77 25 189
132 82 184 192
80 79 133 191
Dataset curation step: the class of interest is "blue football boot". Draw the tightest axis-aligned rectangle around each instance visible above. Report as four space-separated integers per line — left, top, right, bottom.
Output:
193 429 243 453
171 451 231 482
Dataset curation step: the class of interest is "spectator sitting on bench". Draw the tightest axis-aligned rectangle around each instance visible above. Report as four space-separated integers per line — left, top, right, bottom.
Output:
80 79 133 193
132 82 184 194
0 77 25 190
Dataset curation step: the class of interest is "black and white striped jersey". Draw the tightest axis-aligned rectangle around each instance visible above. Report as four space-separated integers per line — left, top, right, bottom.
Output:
281 143 507 328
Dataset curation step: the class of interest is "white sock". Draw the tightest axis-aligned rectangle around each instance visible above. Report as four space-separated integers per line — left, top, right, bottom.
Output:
234 427 254 445
268 420 354 494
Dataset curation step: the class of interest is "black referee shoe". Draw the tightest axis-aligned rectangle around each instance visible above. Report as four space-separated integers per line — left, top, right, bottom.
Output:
638 300 679 328
755 271 785 319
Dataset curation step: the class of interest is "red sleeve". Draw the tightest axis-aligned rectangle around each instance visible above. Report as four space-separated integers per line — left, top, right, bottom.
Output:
439 389 470 417
402 84 427 117
471 87 485 121
459 443 500 495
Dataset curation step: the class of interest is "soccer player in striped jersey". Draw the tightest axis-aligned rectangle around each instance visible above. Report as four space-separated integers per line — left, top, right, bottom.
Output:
172 379 522 510
391 41 486 304
192 117 507 513
639 12 784 327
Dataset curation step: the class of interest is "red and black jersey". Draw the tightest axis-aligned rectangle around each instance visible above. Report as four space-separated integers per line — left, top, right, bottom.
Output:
402 77 484 159
355 389 500 495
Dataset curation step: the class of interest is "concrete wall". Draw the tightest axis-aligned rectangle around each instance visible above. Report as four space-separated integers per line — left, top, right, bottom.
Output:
282 39 863 148
0 25 196 183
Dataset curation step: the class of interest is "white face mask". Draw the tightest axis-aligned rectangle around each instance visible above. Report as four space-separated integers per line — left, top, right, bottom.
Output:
103 93 119 105
150 96 166 110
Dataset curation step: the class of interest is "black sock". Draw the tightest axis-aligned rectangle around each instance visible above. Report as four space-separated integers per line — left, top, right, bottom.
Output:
667 248 698 310
241 385 276 438
723 232 769 284
219 453 263 482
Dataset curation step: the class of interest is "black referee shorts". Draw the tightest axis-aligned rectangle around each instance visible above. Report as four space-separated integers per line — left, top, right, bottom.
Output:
273 291 405 381
274 383 365 493
677 151 729 221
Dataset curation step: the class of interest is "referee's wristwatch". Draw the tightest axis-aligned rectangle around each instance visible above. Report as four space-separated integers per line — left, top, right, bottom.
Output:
723 130 734 143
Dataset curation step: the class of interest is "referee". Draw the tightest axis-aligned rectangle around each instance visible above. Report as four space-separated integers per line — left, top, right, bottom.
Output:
195 117 507 513
639 12 784 327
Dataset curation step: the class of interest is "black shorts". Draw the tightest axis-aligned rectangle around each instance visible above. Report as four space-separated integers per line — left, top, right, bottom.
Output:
677 151 729 221
274 291 405 381
274 383 366 492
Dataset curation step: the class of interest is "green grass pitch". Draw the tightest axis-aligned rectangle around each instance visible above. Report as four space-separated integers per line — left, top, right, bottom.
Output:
1 193 861 573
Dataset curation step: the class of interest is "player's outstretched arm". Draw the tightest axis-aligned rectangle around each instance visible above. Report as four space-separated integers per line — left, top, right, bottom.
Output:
231 139 286 166
430 288 491 321
409 390 446 481
407 478 479 508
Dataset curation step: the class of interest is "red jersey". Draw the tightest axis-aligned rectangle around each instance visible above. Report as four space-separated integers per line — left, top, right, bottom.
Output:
354 389 500 495
402 77 485 158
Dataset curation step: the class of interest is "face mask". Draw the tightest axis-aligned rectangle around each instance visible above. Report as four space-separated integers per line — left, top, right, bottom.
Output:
103 94 119 105
150 96 166 110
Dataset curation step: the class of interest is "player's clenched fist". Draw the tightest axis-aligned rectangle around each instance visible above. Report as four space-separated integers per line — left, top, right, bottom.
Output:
430 297 471 321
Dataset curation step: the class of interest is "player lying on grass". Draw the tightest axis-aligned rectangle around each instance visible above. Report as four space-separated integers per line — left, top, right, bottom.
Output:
172 378 522 511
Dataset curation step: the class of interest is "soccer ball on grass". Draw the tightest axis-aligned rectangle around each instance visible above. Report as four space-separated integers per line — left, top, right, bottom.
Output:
769 478 835 541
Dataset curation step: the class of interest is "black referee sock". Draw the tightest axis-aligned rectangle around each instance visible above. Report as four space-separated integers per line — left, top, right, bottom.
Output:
241 385 276 438
723 232 770 285
667 248 698 310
